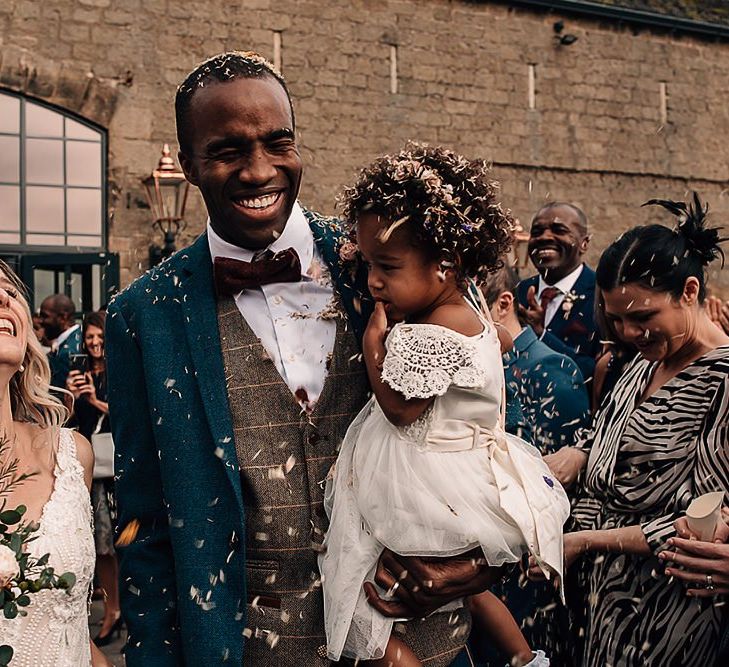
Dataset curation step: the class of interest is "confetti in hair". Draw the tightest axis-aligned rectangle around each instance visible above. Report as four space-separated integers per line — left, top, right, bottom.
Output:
175 51 294 153
340 142 514 286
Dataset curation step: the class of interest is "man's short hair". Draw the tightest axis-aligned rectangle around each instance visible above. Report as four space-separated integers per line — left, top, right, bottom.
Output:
482 264 520 308
43 294 76 317
533 201 588 236
175 51 295 154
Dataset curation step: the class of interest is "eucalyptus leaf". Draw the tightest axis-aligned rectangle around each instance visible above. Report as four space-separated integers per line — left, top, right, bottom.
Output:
0 510 21 525
0 644 13 666
58 572 76 590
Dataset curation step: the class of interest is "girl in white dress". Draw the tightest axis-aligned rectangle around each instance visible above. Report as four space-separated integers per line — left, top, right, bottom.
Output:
319 145 570 666
0 261 108 667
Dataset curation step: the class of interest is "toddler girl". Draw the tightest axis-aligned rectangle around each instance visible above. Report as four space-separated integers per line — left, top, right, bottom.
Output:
319 144 569 666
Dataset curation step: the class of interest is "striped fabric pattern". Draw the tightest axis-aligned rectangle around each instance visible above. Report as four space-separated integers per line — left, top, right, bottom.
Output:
572 344 729 666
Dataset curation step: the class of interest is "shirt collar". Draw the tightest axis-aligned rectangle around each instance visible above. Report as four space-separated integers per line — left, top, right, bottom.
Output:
537 263 584 299
52 323 79 351
206 201 313 277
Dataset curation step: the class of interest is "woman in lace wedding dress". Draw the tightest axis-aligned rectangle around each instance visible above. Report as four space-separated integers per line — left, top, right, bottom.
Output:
319 145 570 667
0 261 109 667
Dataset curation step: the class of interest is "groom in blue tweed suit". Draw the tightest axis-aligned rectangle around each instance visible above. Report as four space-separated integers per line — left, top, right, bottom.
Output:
107 52 495 666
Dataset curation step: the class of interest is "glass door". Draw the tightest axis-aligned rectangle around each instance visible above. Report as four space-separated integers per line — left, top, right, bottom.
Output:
8 252 119 316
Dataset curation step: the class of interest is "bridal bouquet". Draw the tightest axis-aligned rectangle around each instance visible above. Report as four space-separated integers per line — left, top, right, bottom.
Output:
0 439 76 666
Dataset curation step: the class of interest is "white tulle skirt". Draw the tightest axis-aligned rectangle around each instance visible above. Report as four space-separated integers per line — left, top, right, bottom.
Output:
319 399 570 661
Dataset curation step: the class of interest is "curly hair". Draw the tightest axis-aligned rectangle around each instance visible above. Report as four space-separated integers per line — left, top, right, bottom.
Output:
340 143 514 286
0 260 68 428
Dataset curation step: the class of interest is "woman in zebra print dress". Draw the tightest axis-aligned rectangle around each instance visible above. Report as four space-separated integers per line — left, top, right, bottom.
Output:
531 195 729 666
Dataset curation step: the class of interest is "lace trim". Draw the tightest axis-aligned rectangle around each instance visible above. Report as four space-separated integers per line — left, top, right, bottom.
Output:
398 404 435 447
381 323 486 400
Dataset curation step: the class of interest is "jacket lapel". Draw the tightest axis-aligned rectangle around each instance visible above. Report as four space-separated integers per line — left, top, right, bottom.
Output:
305 208 373 344
179 234 244 515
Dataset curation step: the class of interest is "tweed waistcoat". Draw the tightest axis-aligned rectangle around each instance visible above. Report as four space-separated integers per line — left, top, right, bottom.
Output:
217 298 470 666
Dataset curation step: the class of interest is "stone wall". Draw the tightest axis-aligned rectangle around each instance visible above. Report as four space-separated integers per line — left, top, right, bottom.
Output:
1 0 727 292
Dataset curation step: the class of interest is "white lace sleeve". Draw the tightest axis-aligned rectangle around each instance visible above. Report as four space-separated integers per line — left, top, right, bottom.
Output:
380 323 486 400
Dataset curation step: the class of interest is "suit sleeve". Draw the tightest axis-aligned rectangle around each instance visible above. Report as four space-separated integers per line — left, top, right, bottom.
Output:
540 330 596 382
533 355 591 453
106 298 182 665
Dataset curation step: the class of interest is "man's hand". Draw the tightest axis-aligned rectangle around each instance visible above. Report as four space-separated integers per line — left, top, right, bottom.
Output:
364 548 505 618
517 285 545 337
706 296 729 335
658 510 729 597
543 446 588 489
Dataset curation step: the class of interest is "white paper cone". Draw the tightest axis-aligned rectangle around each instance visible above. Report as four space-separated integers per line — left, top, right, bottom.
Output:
686 491 724 541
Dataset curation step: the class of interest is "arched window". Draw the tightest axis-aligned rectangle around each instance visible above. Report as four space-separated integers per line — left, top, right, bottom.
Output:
0 89 106 250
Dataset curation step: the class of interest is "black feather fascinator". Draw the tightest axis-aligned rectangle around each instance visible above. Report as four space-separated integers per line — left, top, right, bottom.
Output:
643 192 725 267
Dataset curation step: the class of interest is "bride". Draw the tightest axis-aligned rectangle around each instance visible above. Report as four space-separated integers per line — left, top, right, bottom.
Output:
0 261 110 667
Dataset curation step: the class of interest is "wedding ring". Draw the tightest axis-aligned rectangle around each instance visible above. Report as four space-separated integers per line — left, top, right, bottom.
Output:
706 574 715 591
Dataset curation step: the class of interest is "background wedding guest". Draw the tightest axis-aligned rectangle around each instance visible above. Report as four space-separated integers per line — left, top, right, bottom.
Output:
484 265 590 454
40 293 81 389
65 310 121 648
32 312 51 353
533 194 729 666
517 202 600 382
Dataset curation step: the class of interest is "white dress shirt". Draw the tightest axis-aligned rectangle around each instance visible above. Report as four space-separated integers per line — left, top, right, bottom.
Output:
51 323 80 352
537 264 585 328
207 202 337 407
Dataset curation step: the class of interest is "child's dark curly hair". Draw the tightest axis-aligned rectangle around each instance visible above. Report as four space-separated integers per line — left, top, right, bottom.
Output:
340 143 514 286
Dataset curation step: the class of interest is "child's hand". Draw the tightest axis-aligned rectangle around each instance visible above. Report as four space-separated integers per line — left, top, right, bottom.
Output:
363 302 389 366
366 301 388 339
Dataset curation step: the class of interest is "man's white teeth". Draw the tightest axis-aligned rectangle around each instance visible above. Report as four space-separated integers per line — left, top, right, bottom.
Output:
0 318 15 336
237 193 279 210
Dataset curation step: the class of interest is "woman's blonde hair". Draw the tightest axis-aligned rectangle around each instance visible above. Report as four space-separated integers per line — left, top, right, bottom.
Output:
0 260 69 427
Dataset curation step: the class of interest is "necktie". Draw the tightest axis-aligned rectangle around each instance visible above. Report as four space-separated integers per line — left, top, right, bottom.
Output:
213 248 302 296
540 286 561 313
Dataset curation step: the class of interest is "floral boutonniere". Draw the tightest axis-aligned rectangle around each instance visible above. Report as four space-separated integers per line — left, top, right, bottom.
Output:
561 290 584 315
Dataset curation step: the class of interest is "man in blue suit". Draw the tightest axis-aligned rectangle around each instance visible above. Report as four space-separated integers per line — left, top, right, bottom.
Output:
106 52 496 666
41 294 81 389
517 202 600 382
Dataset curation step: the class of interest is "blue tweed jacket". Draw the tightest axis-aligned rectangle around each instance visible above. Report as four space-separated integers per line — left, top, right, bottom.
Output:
504 325 590 454
106 209 371 666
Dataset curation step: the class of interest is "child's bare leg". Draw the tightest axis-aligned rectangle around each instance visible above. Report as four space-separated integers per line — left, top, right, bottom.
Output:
468 590 533 666
366 634 421 667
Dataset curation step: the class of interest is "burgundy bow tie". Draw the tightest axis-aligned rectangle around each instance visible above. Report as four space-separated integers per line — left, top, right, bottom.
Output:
540 286 561 312
213 248 302 296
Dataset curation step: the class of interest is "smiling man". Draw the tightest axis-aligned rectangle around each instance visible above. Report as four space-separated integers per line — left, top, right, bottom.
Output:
517 202 600 382
106 52 483 667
